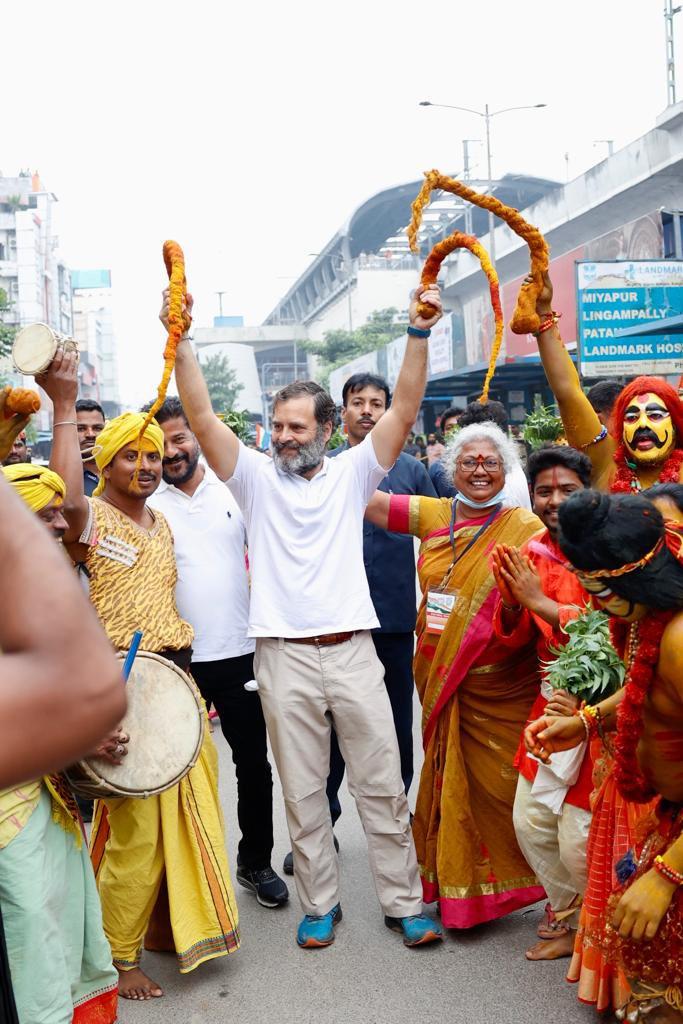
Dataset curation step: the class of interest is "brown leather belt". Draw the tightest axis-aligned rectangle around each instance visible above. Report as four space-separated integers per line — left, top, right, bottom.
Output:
284 632 355 647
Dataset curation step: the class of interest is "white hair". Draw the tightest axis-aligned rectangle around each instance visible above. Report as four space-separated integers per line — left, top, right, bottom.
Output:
440 421 518 483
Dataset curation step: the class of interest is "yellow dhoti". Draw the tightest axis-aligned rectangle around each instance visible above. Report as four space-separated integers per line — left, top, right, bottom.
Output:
90 732 239 973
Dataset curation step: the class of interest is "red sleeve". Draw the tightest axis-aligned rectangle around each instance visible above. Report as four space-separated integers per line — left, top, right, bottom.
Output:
492 594 536 648
387 494 412 535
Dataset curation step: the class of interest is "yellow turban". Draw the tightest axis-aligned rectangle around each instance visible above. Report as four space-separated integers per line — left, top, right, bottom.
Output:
2 463 66 513
92 412 164 497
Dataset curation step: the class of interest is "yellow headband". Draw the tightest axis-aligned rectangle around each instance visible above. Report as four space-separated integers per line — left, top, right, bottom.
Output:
2 464 66 513
92 412 164 497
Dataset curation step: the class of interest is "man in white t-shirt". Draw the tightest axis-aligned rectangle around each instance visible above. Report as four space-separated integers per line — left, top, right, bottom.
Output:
162 283 444 951
147 397 288 911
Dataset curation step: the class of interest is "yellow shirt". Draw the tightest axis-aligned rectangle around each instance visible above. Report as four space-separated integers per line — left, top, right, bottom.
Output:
83 498 193 653
0 780 41 849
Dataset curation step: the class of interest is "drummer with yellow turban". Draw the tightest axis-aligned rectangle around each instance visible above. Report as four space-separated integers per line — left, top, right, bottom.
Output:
40 349 239 1002
1 464 68 539
0 460 121 1024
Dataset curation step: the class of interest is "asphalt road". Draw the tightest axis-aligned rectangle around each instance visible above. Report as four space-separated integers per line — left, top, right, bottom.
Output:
115 701 603 1024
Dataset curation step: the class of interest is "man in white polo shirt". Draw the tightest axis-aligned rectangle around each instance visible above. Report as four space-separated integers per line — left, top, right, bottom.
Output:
146 396 288 910
162 282 444 951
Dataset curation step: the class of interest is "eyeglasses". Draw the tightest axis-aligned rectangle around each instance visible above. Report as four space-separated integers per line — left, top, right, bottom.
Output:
457 456 502 472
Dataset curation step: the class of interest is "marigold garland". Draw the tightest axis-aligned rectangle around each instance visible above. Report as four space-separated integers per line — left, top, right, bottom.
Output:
4 387 41 416
408 170 549 335
610 445 683 494
417 231 502 403
133 240 186 489
610 611 674 802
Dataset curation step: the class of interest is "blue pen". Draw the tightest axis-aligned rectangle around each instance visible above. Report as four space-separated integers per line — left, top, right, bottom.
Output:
122 630 143 683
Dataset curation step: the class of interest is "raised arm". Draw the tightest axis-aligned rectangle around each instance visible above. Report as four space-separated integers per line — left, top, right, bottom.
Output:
534 273 615 480
0 478 125 786
36 348 89 540
371 285 442 469
160 290 240 480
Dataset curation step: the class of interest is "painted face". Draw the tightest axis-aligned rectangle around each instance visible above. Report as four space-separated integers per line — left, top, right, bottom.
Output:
622 392 675 464
575 572 647 622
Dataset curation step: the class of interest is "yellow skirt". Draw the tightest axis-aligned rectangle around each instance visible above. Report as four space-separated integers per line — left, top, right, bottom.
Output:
90 731 239 972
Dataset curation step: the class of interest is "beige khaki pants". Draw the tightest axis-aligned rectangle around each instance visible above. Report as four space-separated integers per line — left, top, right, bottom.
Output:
512 774 591 913
254 631 422 918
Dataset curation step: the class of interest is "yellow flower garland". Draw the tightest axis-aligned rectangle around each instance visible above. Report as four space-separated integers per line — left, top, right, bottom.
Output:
416 231 502 402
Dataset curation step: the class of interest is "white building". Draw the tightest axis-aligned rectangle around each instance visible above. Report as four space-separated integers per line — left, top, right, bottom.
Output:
0 172 71 336
71 270 121 416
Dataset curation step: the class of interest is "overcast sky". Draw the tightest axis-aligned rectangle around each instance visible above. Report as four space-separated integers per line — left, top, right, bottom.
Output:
4 0 680 406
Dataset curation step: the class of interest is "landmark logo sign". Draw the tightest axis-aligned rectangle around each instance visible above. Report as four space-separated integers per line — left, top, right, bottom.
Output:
576 259 683 377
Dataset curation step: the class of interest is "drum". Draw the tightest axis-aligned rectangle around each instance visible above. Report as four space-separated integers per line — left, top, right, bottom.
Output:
12 323 79 375
65 651 205 800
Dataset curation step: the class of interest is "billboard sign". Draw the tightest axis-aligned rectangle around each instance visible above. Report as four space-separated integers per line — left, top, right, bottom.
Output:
576 260 683 377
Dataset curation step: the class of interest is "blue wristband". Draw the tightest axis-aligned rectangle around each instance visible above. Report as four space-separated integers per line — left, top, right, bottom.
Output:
407 326 431 338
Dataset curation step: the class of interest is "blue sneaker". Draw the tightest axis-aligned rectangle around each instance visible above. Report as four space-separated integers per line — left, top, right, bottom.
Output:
384 913 443 947
296 903 342 948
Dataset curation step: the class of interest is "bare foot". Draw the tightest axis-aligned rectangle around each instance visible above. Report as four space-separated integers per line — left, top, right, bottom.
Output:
117 966 163 1000
526 931 575 961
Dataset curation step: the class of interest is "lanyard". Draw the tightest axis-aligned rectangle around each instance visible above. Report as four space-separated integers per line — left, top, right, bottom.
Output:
445 501 502 577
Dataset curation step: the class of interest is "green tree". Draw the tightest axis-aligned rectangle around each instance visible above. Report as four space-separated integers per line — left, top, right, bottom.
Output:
0 324 17 362
304 308 400 380
200 352 244 413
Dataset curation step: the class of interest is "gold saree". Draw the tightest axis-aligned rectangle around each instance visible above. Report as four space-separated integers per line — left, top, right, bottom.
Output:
388 495 545 927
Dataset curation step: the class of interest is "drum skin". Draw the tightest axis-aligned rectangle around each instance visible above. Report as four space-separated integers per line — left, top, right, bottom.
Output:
66 652 205 799
12 323 78 374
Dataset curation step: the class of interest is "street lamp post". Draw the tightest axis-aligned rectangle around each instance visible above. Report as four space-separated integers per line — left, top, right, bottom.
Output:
419 100 546 266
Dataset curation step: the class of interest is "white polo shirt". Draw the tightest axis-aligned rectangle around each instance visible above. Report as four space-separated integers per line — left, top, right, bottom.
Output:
227 434 389 638
150 467 254 662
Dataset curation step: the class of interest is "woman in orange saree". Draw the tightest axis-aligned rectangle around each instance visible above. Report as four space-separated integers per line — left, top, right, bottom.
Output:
368 422 545 928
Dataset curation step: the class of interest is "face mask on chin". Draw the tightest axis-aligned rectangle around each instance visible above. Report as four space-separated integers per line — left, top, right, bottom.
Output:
454 485 506 511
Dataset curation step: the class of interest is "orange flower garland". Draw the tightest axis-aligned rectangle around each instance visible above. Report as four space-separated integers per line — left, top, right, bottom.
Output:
417 231 503 403
408 170 550 335
133 240 186 488
4 387 41 416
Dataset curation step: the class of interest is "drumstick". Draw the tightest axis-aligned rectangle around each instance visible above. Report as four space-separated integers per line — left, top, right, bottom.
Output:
122 630 143 683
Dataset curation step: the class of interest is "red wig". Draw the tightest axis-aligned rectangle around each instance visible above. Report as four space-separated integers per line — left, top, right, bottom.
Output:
611 375 683 444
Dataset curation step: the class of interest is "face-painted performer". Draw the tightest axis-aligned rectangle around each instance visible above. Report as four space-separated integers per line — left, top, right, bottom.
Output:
532 272 683 495
526 487 683 1023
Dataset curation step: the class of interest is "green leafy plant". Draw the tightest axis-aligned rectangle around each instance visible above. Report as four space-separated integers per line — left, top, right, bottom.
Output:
327 427 346 450
542 608 625 701
220 409 253 443
200 352 244 412
522 404 564 449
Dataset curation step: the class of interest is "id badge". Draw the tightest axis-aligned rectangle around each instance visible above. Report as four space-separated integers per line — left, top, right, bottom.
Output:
426 588 456 634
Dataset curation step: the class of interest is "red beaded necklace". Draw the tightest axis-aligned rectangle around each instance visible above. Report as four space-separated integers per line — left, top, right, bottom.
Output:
609 610 674 802
611 444 683 494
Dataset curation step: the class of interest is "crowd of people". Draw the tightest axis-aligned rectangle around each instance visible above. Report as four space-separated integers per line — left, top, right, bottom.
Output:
0 270 681 1024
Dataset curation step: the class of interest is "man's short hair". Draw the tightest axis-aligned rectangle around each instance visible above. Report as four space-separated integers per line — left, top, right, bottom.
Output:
141 396 188 426
458 399 508 431
440 405 464 428
586 380 623 415
341 373 391 408
75 398 105 419
273 381 337 428
527 444 592 490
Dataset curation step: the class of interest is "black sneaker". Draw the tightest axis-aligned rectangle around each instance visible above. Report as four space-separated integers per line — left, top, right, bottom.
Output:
236 865 289 908
283 835 339 877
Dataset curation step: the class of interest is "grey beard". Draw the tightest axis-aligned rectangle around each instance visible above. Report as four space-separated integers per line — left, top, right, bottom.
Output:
272 429 327 477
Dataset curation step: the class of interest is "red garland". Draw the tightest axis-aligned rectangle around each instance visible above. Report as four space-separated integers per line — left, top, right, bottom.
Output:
611 444 683 493
609 610 674 802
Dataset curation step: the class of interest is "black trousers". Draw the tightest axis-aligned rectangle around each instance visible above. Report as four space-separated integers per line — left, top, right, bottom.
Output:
191 653 274 870
326 631 415 824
